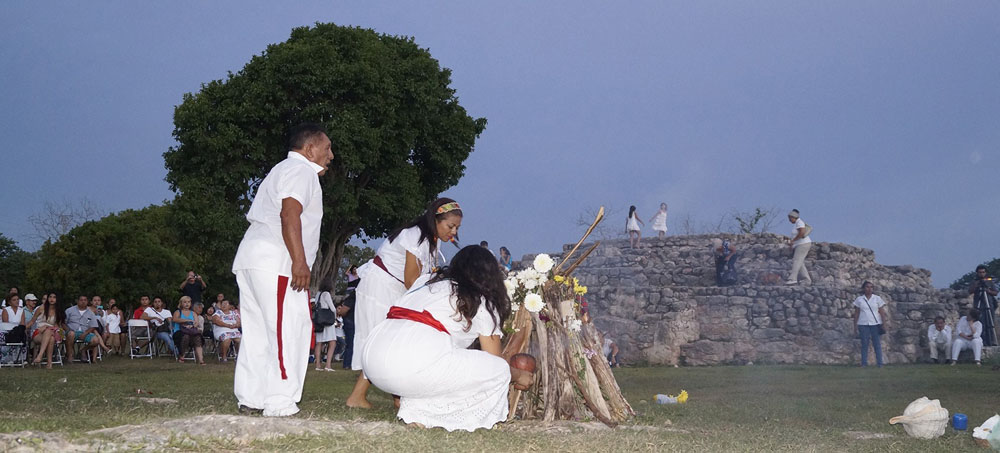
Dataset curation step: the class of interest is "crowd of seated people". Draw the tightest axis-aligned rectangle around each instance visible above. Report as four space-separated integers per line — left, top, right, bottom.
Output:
0 284 242 368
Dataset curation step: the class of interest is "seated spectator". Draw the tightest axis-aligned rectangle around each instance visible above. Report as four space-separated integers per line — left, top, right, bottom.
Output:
23 294 39 339
211 299 241 362
498 247 513 273
927 316 952 364
65 295 101 363
601 332 620 367
172 296 205 364
193 303 213 344
143 297 179 358
951 308 983 366
130 295 153 353
103 304 124 355
712 238 739 286
31 294 65 368
86 295 113 355
1 294 25 333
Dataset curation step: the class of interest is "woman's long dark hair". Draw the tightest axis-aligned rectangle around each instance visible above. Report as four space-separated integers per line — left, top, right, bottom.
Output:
428 245 511 333
42 294 66 325
387 197 462 258
628 205 637 218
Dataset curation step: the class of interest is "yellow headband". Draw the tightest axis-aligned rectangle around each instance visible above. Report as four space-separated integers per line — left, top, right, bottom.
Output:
436 202 461 215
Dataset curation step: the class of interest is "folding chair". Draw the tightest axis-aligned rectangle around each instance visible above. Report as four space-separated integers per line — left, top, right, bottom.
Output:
0 338 28 367
128 320 153 359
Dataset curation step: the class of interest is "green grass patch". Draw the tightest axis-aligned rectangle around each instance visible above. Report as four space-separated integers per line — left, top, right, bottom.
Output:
1 358 995 451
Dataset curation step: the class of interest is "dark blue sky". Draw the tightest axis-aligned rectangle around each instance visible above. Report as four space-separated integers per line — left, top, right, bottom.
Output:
1 2 998 287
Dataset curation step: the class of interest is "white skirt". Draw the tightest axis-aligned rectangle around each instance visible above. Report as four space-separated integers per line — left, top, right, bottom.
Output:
351 269 406 370
315 324 337 343
361 319 510 432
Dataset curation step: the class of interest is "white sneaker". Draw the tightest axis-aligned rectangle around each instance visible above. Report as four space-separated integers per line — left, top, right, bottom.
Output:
784 280 797 285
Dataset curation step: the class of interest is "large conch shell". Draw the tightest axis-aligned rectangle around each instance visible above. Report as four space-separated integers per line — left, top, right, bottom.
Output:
888 397 949 439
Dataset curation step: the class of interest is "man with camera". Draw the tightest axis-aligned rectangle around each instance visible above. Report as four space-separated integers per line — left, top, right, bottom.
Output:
969 265 998 346
180 271 207 305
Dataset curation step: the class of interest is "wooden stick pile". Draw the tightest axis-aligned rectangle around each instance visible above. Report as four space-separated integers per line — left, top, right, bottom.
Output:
501 207 635 426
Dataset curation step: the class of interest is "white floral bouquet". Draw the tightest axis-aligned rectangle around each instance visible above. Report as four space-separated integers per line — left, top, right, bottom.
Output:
504 253 588 332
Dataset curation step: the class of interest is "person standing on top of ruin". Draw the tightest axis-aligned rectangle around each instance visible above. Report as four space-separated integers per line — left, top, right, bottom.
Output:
346 197 463 409
626 206 644 249
784 209 812 285
969 265 998 346
927 316 952 364
649 203 668 238
852 281 889 367
712 238 738 286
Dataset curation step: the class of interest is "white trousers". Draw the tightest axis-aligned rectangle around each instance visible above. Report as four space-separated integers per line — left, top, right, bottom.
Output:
951 337 983 362
929 338 951 360
789 242 812 283
234 269 312 416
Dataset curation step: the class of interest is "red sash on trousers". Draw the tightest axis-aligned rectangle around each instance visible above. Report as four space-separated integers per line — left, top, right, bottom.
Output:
386 306 450 335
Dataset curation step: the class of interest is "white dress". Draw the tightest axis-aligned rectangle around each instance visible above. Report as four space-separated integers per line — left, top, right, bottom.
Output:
314 291 338 343
352 226 437 371
652 211 667 233
360 279 510 432
626 213 640 232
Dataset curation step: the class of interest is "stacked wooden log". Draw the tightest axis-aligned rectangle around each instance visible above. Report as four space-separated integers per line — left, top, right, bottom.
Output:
501 207 635 426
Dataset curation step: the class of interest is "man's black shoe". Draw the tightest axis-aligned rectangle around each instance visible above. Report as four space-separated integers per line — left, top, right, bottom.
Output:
239 405 263 416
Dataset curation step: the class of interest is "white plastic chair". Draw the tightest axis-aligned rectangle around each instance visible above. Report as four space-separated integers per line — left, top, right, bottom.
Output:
127 319 153 359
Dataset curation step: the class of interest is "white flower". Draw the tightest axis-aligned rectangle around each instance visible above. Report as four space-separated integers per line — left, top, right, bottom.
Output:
511 302 520 312
569 319 582 332
533 254 554 274
524 279 537 290
524 293 544 313
504 279 517 297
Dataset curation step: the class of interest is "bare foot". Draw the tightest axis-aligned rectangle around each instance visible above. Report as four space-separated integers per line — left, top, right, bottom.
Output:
394 396 401 409
346 397 373 409
407 422 426 429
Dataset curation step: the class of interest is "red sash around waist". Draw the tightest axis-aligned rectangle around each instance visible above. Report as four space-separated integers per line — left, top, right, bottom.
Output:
373 255 405 284
386 306 450 335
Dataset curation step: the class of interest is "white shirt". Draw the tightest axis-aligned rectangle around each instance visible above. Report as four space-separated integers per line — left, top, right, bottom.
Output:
956 316 982 340
143 307 172 327
360 225 438 280
927 324 952 344
792 218 812 247
395 279 502 350
104 312 122 334
853 294 885 325
232 152 325 275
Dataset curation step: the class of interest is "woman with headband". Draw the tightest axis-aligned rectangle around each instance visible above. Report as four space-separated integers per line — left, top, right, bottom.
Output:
346 197 463 409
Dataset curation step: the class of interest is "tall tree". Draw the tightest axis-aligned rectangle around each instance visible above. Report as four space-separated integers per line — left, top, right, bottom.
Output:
0 233 33 291
164 23 486 290
26 205 200 309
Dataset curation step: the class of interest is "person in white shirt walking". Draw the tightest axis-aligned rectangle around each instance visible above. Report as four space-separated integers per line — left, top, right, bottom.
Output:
784 209 812 285
231 123 334 417
926 317 952 364
951 309 984 366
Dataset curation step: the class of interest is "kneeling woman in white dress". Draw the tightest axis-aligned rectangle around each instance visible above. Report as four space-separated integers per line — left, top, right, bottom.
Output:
361 245 530 431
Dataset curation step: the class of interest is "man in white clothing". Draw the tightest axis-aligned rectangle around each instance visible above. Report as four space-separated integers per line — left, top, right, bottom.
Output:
926 316 952 364
951 309 984 366
232 123 333 416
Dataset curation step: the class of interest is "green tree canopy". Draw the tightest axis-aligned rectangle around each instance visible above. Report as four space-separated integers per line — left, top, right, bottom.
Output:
950 258 1000 290
25 205 207 310
164 23 486 291
0 233 32 292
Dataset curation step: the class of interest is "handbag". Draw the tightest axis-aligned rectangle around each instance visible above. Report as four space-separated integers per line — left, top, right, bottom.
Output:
863 297 886 336
155 322 171 334
180 325 200 336
312 307 336 329
802 223 813 237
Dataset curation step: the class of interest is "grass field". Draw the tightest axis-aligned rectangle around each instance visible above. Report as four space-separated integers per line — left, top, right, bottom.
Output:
1 357 996 451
